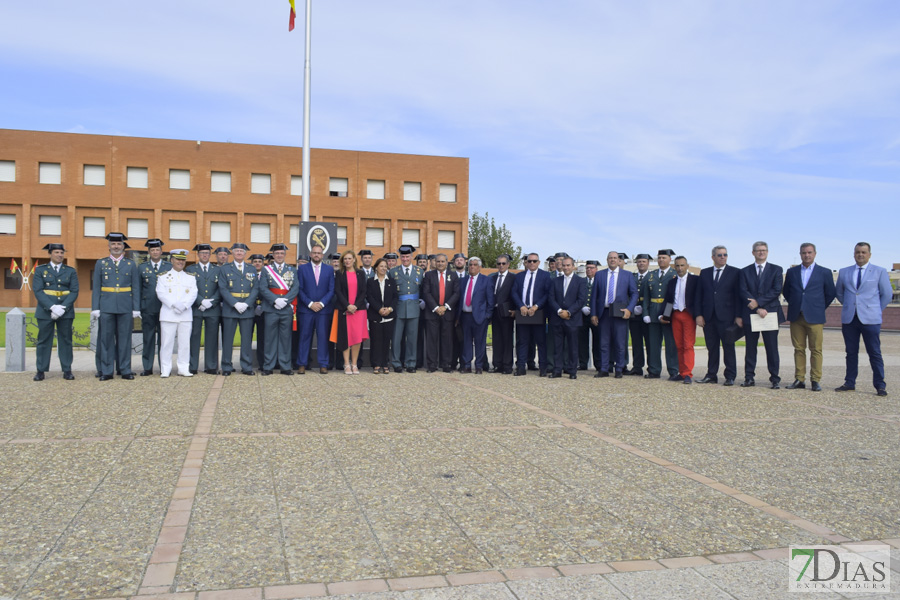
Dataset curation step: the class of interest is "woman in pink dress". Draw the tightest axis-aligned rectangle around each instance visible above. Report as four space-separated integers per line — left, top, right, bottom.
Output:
331 250 369 374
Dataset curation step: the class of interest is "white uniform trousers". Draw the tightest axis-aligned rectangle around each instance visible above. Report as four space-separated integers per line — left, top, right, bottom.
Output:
160 320 193 376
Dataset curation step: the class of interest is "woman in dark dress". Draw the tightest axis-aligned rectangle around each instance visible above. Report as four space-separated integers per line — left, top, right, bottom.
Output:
366 258 398 373
332 250 369 374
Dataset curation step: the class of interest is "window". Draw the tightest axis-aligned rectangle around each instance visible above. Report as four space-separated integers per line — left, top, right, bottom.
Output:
0 160 15 182
211 171 231 193
437 230 455 249
126 167 149 188
127 218 149 239
251 173 271 194
402 229 420 247
5 268 20 290
39 162 61 185
210 221 231 242
40 215 62 236
250 223 271 244
403 181 421 201
169 169 190 190
337 226 347 246
367 179 385 200
170 220 190 240
290 224 300 244
0 214 15 235
329 177 349 197
365 227 384 247
290 175 303 196
84 217 105 237
83 165 106 186
439 183 457 203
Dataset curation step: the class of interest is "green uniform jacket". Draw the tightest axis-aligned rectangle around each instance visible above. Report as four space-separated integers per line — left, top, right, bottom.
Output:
138 261 172 313
185 263 222 317
92 257 141 313
33 263 79 319
389 265 424 319
218 262 260 319
641 268 676 321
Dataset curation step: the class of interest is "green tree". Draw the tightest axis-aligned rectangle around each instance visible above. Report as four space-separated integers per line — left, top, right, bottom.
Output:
467 212 523 269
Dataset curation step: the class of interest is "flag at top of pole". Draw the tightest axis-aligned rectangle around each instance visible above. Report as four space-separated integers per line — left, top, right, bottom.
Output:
288 0 296 31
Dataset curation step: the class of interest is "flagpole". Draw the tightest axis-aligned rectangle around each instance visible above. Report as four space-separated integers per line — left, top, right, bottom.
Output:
301 0 312 223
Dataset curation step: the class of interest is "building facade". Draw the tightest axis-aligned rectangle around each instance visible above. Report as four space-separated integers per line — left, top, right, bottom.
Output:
0 129 469 308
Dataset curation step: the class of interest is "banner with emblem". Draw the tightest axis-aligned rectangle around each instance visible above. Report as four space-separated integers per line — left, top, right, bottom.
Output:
296 222 338 262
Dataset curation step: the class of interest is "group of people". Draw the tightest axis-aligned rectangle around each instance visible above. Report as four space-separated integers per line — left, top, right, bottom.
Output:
31 234 892 397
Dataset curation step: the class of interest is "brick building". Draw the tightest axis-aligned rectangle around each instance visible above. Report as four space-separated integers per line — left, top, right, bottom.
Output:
0 129 469 308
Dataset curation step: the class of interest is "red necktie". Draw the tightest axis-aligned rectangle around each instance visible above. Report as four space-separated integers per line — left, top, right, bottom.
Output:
439 271 445 305
465 276 474 307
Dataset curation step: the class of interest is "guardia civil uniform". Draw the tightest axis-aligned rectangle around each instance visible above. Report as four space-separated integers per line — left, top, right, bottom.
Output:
389 245 424 371
627 254 653 376
185 244 221 374
259 243 300 373
32 243 79 380
641 250 679 379
577 260 600 370
156 249 198 377
92 233 141 379
137 239 172 375
217 243 259 375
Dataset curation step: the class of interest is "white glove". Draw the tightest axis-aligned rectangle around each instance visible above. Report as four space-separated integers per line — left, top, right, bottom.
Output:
234 302 248 314
200 299 213 310
132 311 141 319
255 305 263 316
581 306 590 315
91 310 101 319
274 298 288 310
419 299 426 310
198 303 207 312
658 315 665 321
643 315 651 324
51 311 60 321
634 305 643 315
174 303 186 313
51 305 66 318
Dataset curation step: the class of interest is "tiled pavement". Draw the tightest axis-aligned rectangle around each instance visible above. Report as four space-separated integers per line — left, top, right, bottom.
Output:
1 331 898 599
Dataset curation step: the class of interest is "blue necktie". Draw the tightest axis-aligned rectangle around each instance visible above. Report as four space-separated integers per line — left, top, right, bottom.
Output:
857 267 862 289
607 272 615 304
525 273 534 306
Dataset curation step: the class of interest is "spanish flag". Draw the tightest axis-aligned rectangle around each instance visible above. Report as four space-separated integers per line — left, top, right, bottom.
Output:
21 259 27 274
10 259 18 274
288 0 296 31
30 262 37 274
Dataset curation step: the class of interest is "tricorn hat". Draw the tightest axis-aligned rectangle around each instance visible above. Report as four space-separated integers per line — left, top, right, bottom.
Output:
105 232 130 249
231 243 250 251
42 243 66 253
193 243 213 252
145 238 164 249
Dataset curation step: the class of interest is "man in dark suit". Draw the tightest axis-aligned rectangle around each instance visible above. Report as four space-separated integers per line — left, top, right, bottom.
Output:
591 251 638 378
578 260 600 370
695 245 744 386
457 257 494 373
512 253 552 376
490 254 517 374
626 253 652 376
186 243 221 375
550 256 587 378
739 241 785 389
422 253 460 372
782 242 836 392
641 249 678 379
661 256 699 383
296 244 335 374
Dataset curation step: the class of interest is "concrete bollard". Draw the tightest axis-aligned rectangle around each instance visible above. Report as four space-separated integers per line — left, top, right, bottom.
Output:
5 307 26 372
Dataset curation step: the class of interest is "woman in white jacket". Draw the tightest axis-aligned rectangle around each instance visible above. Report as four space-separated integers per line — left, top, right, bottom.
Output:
156 249 198 377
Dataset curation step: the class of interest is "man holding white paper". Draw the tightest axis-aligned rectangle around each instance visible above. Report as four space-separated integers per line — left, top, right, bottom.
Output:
739 242 785 389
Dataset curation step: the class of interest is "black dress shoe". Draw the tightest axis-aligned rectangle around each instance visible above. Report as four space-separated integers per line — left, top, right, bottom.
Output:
527 364 538 371
644 373 661 379
668 375 683 382
122 373 135 380
190 370 198 375
724 378 735 386
461 367 472 373
595 371 609 378
443 367 453 373
503 369 513 375
63 371 74 381
810 381 822 392
629 369 644 376
394 367 403 373
474 368 483 374
281 370 293 375
205 369 219 375
539 370 548 377
99 374 113 381
740 379 755 387
614 371 623 379
513 370 526 376
549 372 562 378
406 367 417 373
696 376 716 384
569 373 577 380
683 376 692 384
33 371 45 381
222 370 232 376
261 370 273 376
242 370 255 376
141 370 153 376
835 384 854 392
770 382 780 389
427 368 437 373
786 379 805 389
877 389 888 397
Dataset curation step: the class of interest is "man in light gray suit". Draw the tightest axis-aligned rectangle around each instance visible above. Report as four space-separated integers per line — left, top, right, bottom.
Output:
834 242 892 396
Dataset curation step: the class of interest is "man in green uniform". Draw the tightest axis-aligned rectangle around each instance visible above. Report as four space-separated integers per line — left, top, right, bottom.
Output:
138 239 171 375
641 249 679 379
259 243 299 375
390 244 424 372
218 242 259 375
32 243 79 381
91 232 141 380
185 243 221 374
626 253 653 376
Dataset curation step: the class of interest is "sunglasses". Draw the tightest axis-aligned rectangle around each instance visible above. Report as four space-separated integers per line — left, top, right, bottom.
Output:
496 261 508 266
525 259 539 263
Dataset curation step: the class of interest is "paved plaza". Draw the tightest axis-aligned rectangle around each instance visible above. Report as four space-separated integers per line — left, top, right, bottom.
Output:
1 330 898 599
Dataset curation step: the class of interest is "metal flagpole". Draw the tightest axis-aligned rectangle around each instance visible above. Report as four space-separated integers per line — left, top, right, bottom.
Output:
301 0 312 222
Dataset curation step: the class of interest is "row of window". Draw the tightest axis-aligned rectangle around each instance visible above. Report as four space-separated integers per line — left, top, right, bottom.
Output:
0 213 457 250
0 160 458 202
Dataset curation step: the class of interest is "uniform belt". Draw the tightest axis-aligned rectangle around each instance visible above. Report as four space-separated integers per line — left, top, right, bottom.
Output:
101 287 132 292
231 292 251 298
42 290 70 297
399 293 419 301
269 288 289 295
650 298 665 303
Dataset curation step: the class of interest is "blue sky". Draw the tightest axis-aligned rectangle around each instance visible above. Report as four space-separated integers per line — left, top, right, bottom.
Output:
3 0 899 270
